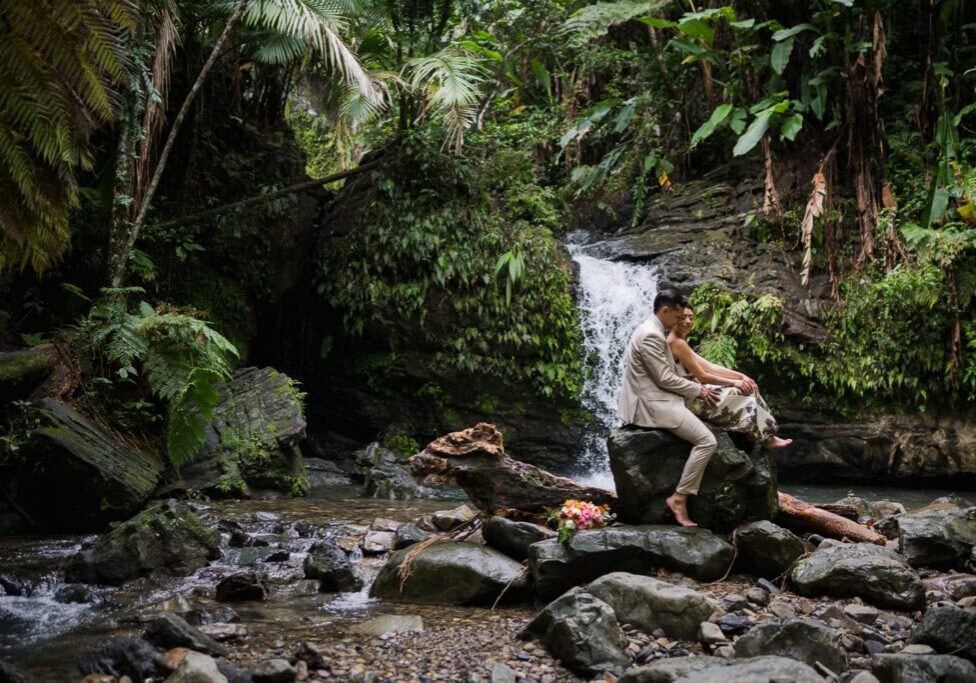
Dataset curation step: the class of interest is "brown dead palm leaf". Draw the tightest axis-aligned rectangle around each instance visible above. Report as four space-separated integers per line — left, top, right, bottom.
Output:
800 168 827 287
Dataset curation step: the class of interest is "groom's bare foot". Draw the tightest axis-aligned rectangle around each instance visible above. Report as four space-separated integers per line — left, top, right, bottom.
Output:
763 436 793 449
666 494 698 527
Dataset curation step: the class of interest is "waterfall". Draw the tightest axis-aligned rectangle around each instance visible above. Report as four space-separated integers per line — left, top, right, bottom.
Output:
568 238 659 490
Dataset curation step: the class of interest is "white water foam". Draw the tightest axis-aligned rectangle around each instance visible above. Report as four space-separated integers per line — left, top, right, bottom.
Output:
568 241 659 491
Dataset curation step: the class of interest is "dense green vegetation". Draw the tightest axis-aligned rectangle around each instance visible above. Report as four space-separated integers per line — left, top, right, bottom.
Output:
1 0 975 474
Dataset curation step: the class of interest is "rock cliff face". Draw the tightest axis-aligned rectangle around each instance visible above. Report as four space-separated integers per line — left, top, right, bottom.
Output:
776 412 976 483
163 367 309 497
579 177 975 482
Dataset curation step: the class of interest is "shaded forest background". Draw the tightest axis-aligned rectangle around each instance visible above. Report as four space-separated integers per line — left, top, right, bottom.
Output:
1 0 975 472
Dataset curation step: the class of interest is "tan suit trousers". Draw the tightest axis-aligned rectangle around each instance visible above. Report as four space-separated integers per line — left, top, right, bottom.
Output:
669 407 717 495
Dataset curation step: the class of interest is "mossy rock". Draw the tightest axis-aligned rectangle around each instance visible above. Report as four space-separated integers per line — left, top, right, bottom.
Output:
11 398 164 531
0 347 52 401
65 500 220 585
163 367 308 498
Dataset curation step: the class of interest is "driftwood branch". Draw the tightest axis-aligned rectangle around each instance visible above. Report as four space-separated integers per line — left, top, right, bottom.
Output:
777 492 886 545
408 423 615 515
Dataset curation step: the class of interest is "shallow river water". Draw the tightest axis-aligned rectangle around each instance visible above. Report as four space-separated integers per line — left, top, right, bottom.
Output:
0 481 972 680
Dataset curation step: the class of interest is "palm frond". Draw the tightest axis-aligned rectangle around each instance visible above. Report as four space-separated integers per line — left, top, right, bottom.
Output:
406 48 487 154
562 0 670 46
243 0 382 104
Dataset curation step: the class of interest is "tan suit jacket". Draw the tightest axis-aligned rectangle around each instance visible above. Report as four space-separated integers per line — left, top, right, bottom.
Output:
618 316 702 429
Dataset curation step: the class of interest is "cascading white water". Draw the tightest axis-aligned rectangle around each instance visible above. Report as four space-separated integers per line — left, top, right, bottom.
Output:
568 239 659 490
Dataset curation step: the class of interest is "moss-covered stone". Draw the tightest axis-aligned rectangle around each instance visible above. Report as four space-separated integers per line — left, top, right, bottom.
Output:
65 500 220 585
9 398 164 531
0 347 52 401
163 367 308 497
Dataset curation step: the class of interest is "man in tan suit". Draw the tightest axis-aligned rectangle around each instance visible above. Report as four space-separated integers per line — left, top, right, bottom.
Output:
618 289 719 527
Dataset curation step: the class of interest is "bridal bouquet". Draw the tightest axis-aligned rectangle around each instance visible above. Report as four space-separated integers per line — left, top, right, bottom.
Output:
548 499 615 544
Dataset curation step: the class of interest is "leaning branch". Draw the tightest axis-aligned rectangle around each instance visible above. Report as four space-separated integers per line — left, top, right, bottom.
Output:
149 160 382 230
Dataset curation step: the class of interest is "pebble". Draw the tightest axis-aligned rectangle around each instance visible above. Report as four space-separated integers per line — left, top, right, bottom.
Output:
723 593 750 611
864 639 885 655
768 601 796 619
699 621 727 644
849 672 881 683
843 604 879 624
745 587 770 606
900 643 936 655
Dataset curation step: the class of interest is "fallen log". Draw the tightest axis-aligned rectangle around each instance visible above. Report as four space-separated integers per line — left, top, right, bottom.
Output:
408 423 616 514
777 492 886 545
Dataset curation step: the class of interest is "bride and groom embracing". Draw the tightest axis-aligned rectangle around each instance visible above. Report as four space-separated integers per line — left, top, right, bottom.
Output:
618 288 792 528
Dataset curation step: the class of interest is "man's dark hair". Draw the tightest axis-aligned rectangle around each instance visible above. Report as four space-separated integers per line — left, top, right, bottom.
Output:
654 288 688 312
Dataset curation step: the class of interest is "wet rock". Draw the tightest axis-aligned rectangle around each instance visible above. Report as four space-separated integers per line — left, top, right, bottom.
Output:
65 501 220 585
0 575 25 597
361 444 430 500
879 507 976 569
251 658 296 683
922 573 976 600
216 659 253 683
745 587 769 607
527 525 734 599
184 607 239 626
392 522 435 550
305 458 352 487
844 604 880 624
165 651 228 683
699 622 727 645
585 572 718 640
519 587 629 677
291 642 328 671
483 516 556 561
618 656 731 682
909 605 976 662
370 542 528 605
790 542 925 610
54 584 98 604
733 618 846 672
608 427 777 531
349 615 424 636
198 623 248 642
619 655 821 683
0 659 29 683
303 541 362 592
432 504 477 531
716 613 752 636
870 653 976 682
734 520 805 578
215 572 269 602
77 637 159 681
361 530 394 554
163 367 308 497
144 612 228 657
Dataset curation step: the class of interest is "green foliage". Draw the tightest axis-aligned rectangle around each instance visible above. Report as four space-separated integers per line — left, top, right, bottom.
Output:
0 0 136 273
82 291 239 466
320 137 583 398
381 433 420 458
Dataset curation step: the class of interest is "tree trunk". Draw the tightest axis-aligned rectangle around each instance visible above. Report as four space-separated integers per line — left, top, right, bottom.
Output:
109 0 247 288
777 492 886 545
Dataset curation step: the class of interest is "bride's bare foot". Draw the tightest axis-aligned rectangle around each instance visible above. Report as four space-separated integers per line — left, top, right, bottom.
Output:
665 494 698 527
763 436 793 449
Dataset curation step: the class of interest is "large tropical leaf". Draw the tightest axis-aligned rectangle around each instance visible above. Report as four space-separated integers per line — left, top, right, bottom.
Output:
407 47 487 153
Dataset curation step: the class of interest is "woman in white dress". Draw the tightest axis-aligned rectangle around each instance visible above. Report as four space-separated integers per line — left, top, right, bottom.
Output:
667 306 792 449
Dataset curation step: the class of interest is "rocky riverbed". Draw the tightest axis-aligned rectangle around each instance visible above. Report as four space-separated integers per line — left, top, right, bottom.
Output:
1 481 975 683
